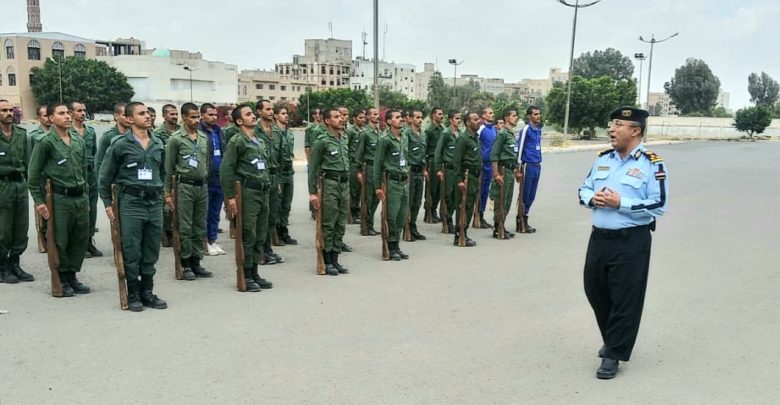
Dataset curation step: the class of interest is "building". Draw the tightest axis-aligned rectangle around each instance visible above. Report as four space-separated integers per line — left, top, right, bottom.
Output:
237 69 313 104
351 58 417 99
717 91 731 112
275 38 352 90
0 31 97 118
443 73 505 96
414 62 437 102
647 92 678 116
98 48 237 114
96 37 143 56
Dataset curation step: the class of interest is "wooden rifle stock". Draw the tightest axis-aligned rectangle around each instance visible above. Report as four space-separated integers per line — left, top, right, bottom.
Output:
439 165 449 233
359 163 368 236
472 172 482 228
458 170 469 247
109 184 128 310
170 176 183 280
35 211 46 253
516 164 526 233
233 182 246 291
45 180 62 297
315 176 325 275
423 163 433 223
402 172 412 241
497 175 506 239
380 173 390 260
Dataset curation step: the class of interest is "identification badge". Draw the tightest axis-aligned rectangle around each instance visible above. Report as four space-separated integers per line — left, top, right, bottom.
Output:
127 162 138 168
535 145 541 151
256 160 266 170
400 158 407 167
138 168 153 181
214 149 221 157
412 146 419 151
0 152 6 156
57 158 67 165
330 150 339 155
597 166 610 171
513 145 519 153
188 158 199 168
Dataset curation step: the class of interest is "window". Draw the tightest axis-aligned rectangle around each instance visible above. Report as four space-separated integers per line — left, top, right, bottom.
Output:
74 43 86 59
321 66 326 74
4 39 14 59
329 67 334 75
321 80 326 85
52 41 65 60
329 80 334 86
255 84 263 89
27 39 41 60
7 67 16 86
269 84 276 90
269 96 276 101
280 85 286 91
281 97 287 101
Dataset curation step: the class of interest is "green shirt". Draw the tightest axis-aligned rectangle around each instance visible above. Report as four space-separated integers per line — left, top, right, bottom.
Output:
69 124 97 168
355 124 382 168
423 122 444 162
96 125 125 174
98 131 166 208
434 127 460 169
346 124 364 164
219 131 270 199
274 124 295 168
453 128 481 183
403 126 426 167
307 129 350 195
372 130 409 186
27 125 48 157
491 127 519 164
1 125 29 176
223 124 239 144
304 123 324 149
255 124 281 170
154 123 181 145
27 130 87 205
164 128 209 193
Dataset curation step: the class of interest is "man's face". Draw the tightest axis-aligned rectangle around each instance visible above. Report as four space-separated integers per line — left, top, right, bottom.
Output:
258 102 274 123
313 110 322 124
37 107 50 127
355 113 366 127
149 110 157 125
236 107 257 128
450 113 461 128
432 109 443 124
114 109 128 127
0 101 14 125
49 105 72 130
202 108 218 126
325 111 343 131
412 111 423 129
226 108 234 123
183 110 201 130
528 109 542 125
368 109 379 124
387 112 402 130
164 108 179 125
466 113 481 132
496 119 505 129
70 103 87 123
275 109 289 126
505 111 519 127
127 105 152 130
338 108 349 120
608 119 641 152
481 108 494 123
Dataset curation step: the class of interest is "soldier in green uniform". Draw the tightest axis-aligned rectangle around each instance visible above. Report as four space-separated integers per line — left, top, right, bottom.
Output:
28 102 91 295
374 110 410 261
99 102 167 312
355 107 382 236
452 112 482 247
222 105 239 143
434 110 462 234
28 105 51 252
254 100 284 264
402 109 428 241
221 106 274 292
164 103 213 281
148 107 157 129
154 104 180 246
68 102 104 257
308 109 350 276
304 108 324 219
424 107 444 223
95 103 129 176
490 109 521 239
274 105 297 245
347 109 366 223
0 99 34 284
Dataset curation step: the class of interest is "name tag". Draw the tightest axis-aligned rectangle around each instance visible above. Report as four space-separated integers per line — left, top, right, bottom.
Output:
412 147 420 151
513 145 519 153
214 149 221 157
0 152 6 156
57 158 67 165
370 143 377 147
127 162 138 168
597 166 610 171
473 147 478 152
256 160 266 171
183 154 191 159
138 168 153 181
535 145 541 151
400 158 407 167
448 146 455 150
188 158 199 168
330 150 339 155
391 152 399 156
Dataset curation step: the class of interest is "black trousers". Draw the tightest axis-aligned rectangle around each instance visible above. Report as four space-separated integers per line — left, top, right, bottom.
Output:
583 225 652 361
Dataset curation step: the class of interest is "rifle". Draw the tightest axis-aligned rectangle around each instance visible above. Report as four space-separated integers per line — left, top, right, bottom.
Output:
402 171 412 242
472 172 482 228
423 164 433 223
458 170 469 247
109 184 128 310
233 181 246 291
516 164 527 233
35 211 46 253
315 176 325 275
380 173 390 260
346 193 353 225
359 163 368 236
170 176 183 280
45 180 63 297
497 172 506 239
439 165 449 233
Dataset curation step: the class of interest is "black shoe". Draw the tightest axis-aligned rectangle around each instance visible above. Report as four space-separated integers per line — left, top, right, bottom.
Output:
324 263 339 276
270 252 284 263
251 266 273 289
411 225 426 241
479 218 492 229
0 265 19 284
263 253 278 265
352 216 361 225
389 250 402 261
505 230 515 238
181 257 196 281
367 228 379 236
341 243 353 253
596 358 619 379
397 245 409 260
87 240 103 257
280 227 298 245
448 224 456 234
59 280 75 297
141 290 168 309
127 280 144 311
69 275 91 294
244 268 261 292
331 252 349 274
191 257 213 278
492 231 510 240
523 216 537 234
217 227 224 234
161 232 172 248
456 236 477 247
9 255 34 282
598 345 606 358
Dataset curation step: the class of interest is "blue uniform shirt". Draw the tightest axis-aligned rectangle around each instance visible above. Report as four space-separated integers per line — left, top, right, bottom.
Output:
518 124 542 164
578 143 668 230
477 122 496 169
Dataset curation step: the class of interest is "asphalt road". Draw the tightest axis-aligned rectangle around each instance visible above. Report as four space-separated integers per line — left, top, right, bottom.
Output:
1 141 779 404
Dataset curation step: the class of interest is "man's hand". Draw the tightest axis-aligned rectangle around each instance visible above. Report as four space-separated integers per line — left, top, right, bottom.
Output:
357 171 364 184
592 188 621 209
35 204 49 220
164 194 175 211
226 198 237 218
494 174 504 186
309 194 320 210
437 170 444 181
375 189 385 201
458 182 465 192
423 169 429 180
105 207 115 222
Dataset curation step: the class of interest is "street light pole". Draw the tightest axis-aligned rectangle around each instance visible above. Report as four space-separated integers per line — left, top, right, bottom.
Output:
448 59 464 109
634 53 646 107
49 57 63 102
557 0 603 137
180 65 200 103
639 32 679 110
373 0 379 109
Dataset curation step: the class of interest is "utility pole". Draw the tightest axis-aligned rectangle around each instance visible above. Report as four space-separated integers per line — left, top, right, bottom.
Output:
634 53 646 107
448 59 464 109
373 0 379 109
639 32 679 110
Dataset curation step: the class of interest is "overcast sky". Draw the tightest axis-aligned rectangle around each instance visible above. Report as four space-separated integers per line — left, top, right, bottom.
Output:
4 0 778 109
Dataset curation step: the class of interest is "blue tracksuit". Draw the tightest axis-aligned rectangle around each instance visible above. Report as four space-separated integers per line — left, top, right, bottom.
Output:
517 123 542 215
200 121 225 243
477 122 497 214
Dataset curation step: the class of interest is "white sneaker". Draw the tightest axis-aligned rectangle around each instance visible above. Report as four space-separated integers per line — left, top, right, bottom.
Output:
213 243 226 255
206 243 219 256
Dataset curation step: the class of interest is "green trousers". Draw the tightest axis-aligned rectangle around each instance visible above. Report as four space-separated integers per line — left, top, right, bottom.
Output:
321 177 348 252
52 193 89 274
490 167 515 227
444 167 458 226
408 171 424 226
278 173 294 228
241 185 269 266
0 181 28 258
119 192 163 280
455 171 479 232
386 178 409 243
175 182 207 260
364 164 379 230
349 165 361 213
87 169 98 237
425 160 441 215
266 174 280 243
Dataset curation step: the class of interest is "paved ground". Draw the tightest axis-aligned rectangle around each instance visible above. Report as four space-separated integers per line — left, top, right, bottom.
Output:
2 141 779 404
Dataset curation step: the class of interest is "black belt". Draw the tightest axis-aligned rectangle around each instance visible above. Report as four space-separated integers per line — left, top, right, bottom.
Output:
387 173 407 182
592 224 651 239
123 185 161 200
177 176 205 187
52 183 84 197
364 159 374 166
410 165 424 173
0 172 24 182
323 171 349 183
500 160 516 170
281 164 293 171
243 178 267 191
268 168 278 175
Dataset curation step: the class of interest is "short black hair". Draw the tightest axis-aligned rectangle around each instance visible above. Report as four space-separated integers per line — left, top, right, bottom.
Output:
181 103 199 116
447 109 460 119
480 106 492 116
255 100 271 110
232 105 252 124
114 103 126 114
431 107 443 116
353 108 366 117
36 105 48 117
162 104 177 114
124 102 145 117
147 107 156 114
385 109 401 124
67 101 83 111
273 105 288 115
322 108 337 121
46 102 68 116
200 103 216 114
526 105 540 116
503 109 517 120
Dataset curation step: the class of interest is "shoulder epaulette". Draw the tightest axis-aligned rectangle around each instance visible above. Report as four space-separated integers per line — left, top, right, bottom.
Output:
641 150 663 164
109 133 125 145
598 148 614 157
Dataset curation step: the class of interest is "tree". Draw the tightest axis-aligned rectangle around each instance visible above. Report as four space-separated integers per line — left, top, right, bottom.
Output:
375 86 427 113
426 71 451 109
299 87 372 122
30 57 134 112
664 58 721 115
546 76 637 136
709 106 732 118
747 72 779 107
572 48 635 81
733 106 772 138
464 91 495 114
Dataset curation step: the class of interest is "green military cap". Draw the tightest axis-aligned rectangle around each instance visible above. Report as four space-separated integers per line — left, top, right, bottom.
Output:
609 106 649 124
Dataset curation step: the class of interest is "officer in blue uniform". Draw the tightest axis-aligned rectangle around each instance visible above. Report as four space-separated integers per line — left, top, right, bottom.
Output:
516 105 543 233
578 106 669 380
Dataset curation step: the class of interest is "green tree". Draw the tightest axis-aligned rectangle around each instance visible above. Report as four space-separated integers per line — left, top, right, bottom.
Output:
709 106 732 118
747 72 779 107
733 106 772 138
546 76 637 136
465 91 496 114
664 58 721 115
572 48 635 81
30 57 133 112
299 87 372 122
426 71 451 109
375 86 427 113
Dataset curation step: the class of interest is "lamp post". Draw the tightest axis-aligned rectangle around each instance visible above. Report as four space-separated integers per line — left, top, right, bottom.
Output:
639 32 679 110
556 0 603 137
448 59 464 108
634 52 646 107
181 65 200 103
48 57 63 102
373 0 379 109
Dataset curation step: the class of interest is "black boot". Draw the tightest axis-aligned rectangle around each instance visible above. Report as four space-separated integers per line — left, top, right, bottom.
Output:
244 267 261 292
252 265 273 289
190 256 213 278
58 272 75 297
86 238 103 258
431 210 441 223
465 230 477 247
9 254 34 282
264 244 283 265
341 241 353 252
0 260 19 284
280 226 298 245
69 273 91 294
411 224 426 241
351 209 361 224
396 242 409 260
479 214 492 229
323 250 339 276
331 252 349 274
523 216 537 233
140 276 167 309
389 242 401 261
126 279 143 312
448 223 456 234
181 257 196 281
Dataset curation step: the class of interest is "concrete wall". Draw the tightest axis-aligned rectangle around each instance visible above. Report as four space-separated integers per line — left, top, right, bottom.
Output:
647 116 780 139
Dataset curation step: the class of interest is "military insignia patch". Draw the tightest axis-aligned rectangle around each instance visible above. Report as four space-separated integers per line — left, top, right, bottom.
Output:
597 166 610 171
598 148 614 156
626 167 645 180
642 150 664 164
655 170 666 180
622 109 632 117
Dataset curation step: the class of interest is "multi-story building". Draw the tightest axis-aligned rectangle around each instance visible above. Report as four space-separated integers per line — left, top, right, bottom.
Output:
0 31 97 118
350 58 416 99
414 62 436 102
275 38 352 90
647 92 679 116
717 91 731 112
444 73 505 96
237 69 313 104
